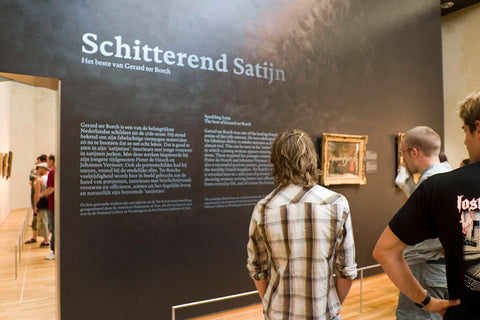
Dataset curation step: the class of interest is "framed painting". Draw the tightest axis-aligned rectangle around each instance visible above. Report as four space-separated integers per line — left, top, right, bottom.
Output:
320 133 368 186
396 133 405 171
396 133 419 183
6 151 12 179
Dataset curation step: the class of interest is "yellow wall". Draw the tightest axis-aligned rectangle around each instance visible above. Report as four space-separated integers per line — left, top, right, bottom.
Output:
442 3 480 168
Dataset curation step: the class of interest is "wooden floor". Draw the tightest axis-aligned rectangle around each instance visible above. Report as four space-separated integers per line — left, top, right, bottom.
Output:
0 209 56 320
191 273 398 320
0 209 398 320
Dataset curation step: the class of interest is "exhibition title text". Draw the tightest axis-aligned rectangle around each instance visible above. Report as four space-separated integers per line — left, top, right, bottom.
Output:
81 33 286 84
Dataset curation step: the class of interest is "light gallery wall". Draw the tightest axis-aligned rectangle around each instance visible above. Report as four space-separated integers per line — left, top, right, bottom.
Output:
0 79 57 224
442 3 480 168
0 80 11 223
0 0 443 319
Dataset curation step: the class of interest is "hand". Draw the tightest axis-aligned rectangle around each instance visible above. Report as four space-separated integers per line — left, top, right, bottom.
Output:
34 206 38 214
423 297 460 316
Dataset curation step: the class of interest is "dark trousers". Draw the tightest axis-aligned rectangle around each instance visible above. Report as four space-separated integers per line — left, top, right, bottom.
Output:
47 210 54 253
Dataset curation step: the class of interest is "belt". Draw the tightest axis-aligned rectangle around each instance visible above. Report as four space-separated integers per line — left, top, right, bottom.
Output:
426 258 445 265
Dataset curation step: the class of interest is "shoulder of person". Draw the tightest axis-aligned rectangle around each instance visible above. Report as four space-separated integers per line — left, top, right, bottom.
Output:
311 184 349 206
427 165 467 183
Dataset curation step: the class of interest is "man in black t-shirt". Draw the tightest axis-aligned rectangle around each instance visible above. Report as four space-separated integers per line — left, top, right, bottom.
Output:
373 89 480 320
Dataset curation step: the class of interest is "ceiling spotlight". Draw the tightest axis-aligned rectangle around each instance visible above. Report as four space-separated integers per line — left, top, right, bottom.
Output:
441 1 455 9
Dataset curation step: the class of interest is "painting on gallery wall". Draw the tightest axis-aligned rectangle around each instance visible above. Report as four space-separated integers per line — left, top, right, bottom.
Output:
320 133 368 186
396 133 419 183
6 151 12 179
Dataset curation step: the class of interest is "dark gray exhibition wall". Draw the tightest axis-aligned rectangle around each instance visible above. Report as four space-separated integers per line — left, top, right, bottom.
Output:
0 0 444 319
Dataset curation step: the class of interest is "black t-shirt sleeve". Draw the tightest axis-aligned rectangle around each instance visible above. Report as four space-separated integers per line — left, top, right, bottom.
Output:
389 181 437 246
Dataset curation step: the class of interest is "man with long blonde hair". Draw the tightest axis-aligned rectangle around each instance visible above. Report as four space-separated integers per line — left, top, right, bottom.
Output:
247 129 357 320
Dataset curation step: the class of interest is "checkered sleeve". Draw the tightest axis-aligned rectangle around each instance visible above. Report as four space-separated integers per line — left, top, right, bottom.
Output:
334 203 357 279
246 206 270 281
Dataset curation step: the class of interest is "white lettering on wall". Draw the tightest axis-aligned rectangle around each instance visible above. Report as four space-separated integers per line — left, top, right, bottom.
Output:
81 32 286 83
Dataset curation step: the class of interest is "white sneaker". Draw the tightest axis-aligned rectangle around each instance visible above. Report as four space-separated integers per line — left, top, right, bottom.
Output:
45 252 55 260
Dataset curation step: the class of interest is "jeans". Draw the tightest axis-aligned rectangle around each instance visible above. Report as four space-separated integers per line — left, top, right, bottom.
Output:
396 262 448 320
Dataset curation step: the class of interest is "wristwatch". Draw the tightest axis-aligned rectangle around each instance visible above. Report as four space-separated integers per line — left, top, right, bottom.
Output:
414 290 431 309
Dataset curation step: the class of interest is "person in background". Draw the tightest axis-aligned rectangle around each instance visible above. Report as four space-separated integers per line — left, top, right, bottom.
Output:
247 129 357 320
373 89 480 319
33 163 50 247
459 158 470 167
438 150 448 163
41 154 55 260
25 154 47 244
394 126 451 320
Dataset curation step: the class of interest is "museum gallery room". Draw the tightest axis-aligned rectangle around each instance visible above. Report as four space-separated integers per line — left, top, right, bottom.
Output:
1 0 480 319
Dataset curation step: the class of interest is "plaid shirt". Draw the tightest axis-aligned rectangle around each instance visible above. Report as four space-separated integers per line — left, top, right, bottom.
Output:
247 184 357 319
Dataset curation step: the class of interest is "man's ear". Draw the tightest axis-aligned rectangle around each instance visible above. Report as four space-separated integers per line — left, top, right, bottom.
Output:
475 120 480 130
410 147 419 158
475 120 480 138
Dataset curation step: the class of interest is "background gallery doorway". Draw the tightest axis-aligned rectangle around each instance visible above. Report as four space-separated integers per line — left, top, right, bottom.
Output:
0 71 59 319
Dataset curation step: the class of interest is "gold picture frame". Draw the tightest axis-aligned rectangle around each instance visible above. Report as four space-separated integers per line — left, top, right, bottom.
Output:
397 133 405 171
396 133 419 183
320 133 368 186
6 151 12 179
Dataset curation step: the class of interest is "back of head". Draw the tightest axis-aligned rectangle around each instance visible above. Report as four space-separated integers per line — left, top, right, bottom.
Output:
459 89 480 133
35 162 50 176
404 126 441 157
37 154 47 162
270 129 318 187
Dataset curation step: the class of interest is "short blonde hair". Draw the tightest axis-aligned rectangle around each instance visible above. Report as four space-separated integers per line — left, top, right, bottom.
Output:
270 129 318 187
459 88 480 133
404 126 441 157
